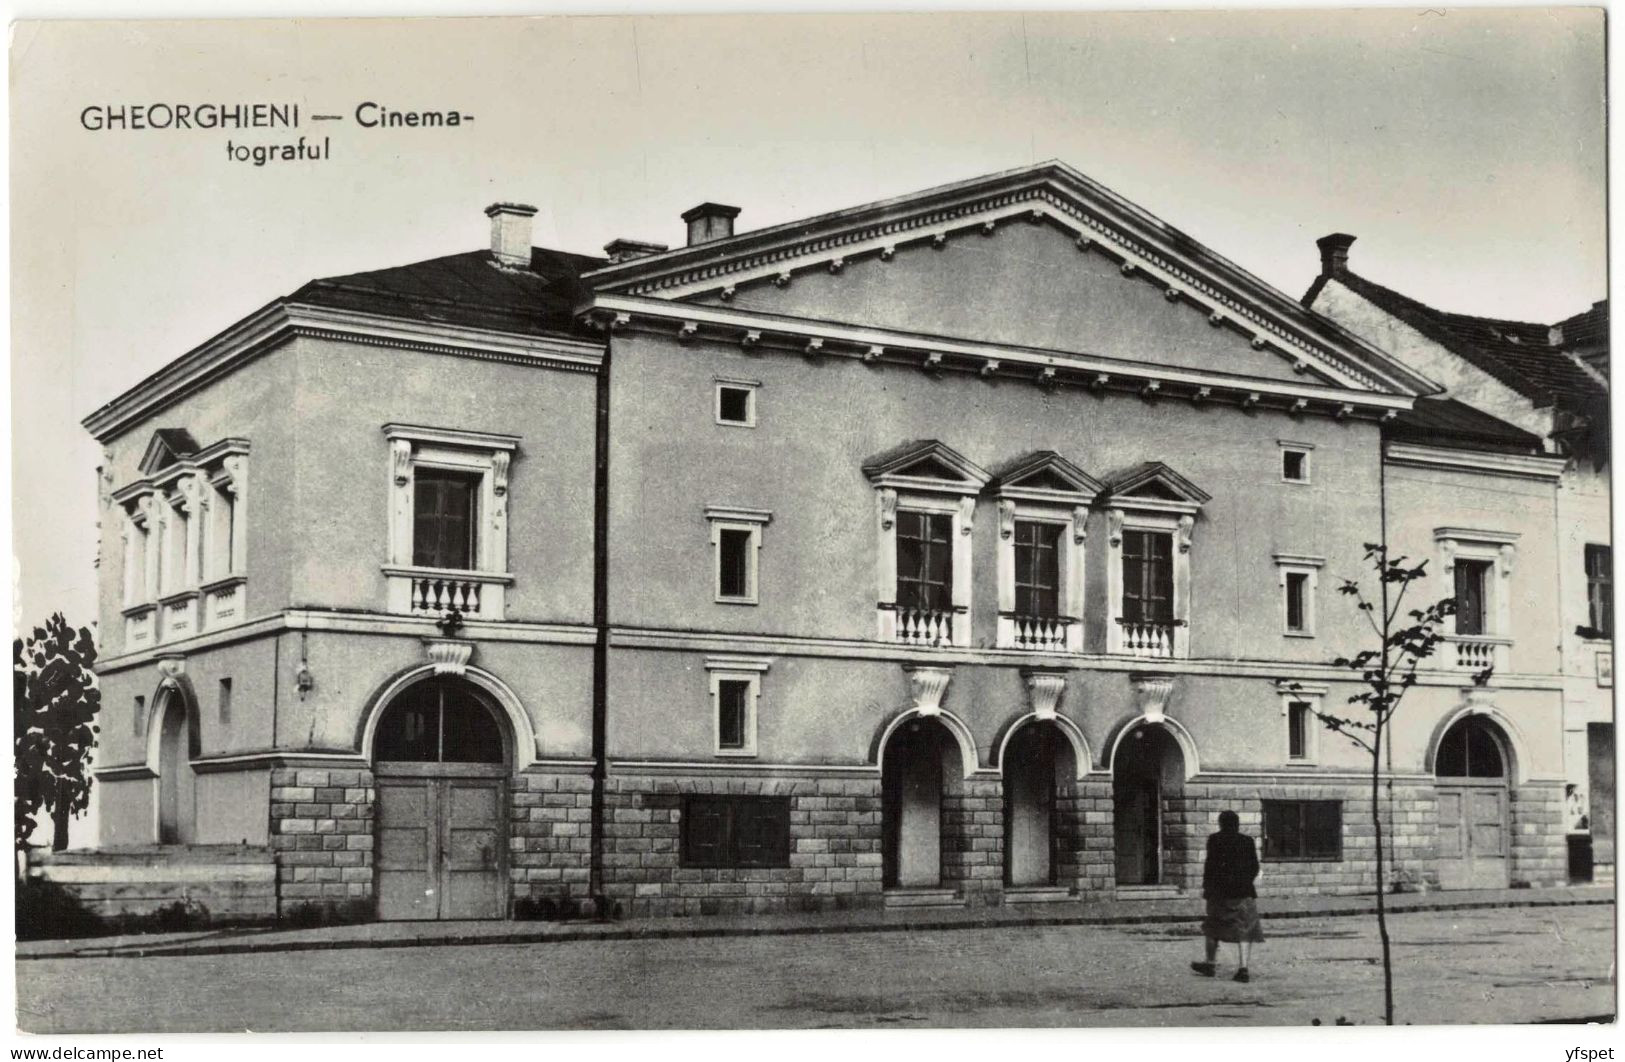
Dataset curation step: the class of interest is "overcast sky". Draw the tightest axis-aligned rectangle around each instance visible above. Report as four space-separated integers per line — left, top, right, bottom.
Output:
10 9 1607 630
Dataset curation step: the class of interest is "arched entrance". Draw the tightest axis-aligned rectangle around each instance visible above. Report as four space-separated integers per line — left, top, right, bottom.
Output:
881 716 963 889
1112 723 1186 886
373 677 510 920
154 689 198 845
1434 715 1512 889
1002 722 1077 887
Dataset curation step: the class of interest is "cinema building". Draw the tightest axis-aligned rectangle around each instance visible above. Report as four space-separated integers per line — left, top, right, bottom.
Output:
72 162 1594 921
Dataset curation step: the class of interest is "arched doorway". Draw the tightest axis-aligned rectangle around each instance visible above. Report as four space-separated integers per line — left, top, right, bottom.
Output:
1435 715 1512 889
1002 722 1077 887
1112 723 1186 886
373 677 510 920
155 690 198 845
881 716 962 889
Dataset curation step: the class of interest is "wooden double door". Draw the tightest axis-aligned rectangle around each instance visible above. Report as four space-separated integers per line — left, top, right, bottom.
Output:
376 764 507 920
1435 782 1509 890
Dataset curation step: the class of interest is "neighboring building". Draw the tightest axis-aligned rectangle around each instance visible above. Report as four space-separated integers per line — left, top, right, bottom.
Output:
70 163 1581 923
1306 237 1612 884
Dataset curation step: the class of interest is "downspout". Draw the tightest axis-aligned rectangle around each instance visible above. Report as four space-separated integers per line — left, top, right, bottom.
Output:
589 329 611 917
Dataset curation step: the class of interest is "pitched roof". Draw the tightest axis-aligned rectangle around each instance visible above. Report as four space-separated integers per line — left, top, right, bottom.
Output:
288 247 605 339
1382 397 1546 455
1314 269 1606 411
1101 461 1211 504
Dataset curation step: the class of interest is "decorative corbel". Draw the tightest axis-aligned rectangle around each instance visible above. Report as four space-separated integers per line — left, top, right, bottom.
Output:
1241 392 1261 411
1438 537 1458 574
923 352 943 372
980 359 1001 377
1120 262 1137 277
932 233 948 250
1027 208 1045 225
998 499 1017 540
1140 380 1162 400
828 257 845 274
879 245 896 261
773 272 792 288
1075 236 1094 253
804 337 824 358
1251 335 1268 350
1130 672 1176 724
1037 366 1057 390
1023 669 1067 720
1090 373 1111 392
1072 506 1089 545
677 321 699 343
1164 286 1180 302
741 330 761 350
423 637 475 677
1289 398 1309 416
1192 386 1212 405
1177 514 1195 554
1208 310 1225 327
1293 358 1310 374
981 220 996 236
491 451 510 497
958 496 976 535
1107 509 1124 548
1381 409 1399 423
904 665 953 716
878 488 898 531
1498 543 1517 577
156 655 186 683
392 438 413 486
720 285 736 301
1335 404 1354 421
864 345 885 363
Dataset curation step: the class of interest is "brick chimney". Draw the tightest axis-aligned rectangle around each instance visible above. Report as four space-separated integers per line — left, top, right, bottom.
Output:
485 202 537 267
1316 233 1356 276
603 238 669 264
681 203 741 246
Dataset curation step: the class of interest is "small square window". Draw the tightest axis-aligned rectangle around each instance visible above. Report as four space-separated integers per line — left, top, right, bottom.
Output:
1282 449 1310 483
716 382 756 426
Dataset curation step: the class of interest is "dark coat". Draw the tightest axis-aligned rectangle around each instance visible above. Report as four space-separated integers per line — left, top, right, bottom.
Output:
1202 831 1260 900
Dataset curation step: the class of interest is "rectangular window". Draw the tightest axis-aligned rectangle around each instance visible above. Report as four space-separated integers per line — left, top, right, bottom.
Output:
413 469 479 570
716 382 756 426
218 678 232 724
1262 800 1342 860
133 695 146 737
681 795 791 868
717 678 749 750
1454 559 1491 636
1287 702 1310 760
718 528 753 600
1014 520 1063 618
1282 449 1310 483
1121 530 1173 625
896 510 953 612
1284 572 1309 633
1586 544 1612 636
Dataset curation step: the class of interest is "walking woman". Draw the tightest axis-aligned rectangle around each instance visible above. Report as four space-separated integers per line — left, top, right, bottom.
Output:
1191 809 1264 982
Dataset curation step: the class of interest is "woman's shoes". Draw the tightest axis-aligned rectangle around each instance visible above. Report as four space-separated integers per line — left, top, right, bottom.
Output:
1233 968 1251 983
1190 962 1216 977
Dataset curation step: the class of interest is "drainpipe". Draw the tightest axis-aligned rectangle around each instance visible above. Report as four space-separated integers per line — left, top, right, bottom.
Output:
589 329 612 917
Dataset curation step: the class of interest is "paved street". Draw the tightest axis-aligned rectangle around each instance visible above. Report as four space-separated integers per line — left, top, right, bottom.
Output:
16 904 1615 1032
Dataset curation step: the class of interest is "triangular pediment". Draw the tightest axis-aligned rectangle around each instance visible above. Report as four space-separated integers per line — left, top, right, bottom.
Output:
138 428 200 475
585 162 1437 398
862 439 990 490
988 451 1104 500
1104 462 1211 505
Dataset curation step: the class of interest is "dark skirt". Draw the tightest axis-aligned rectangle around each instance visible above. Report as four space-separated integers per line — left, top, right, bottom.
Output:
1202 897 1265 943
